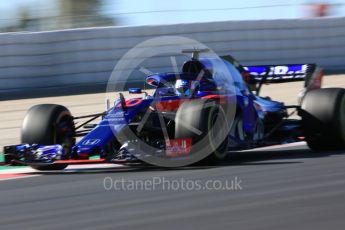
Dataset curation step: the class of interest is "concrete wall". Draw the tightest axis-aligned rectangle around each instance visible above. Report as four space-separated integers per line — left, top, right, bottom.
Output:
0 17 344 94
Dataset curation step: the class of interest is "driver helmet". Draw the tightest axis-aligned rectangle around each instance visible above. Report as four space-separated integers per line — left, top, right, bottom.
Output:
175 79 199 97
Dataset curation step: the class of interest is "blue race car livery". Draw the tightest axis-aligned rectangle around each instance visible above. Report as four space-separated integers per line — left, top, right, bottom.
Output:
6 49 345 170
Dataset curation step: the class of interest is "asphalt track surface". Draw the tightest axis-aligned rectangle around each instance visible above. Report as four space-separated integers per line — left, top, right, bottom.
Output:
1 75 345 229
1 144 345 230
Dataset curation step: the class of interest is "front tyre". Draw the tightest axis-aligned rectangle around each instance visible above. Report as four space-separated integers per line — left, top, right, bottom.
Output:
175 100 230 163
21 104 75 170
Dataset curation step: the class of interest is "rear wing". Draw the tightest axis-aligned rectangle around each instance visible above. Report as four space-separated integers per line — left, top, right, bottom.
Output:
221 56 324 103
221 56 322 88
244 64 324 103
243 64 322 87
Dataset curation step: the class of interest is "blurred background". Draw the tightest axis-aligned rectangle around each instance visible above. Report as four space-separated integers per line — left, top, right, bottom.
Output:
0 0 345 100
1 0 345 32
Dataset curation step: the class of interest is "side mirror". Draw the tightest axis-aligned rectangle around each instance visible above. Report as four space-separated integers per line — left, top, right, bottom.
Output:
129 88 142 94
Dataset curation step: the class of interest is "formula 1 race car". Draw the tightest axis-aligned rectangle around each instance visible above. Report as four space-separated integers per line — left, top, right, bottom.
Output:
4 49 345 170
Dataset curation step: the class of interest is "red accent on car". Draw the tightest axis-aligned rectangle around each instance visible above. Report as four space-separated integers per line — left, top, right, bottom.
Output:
78 152 89 159
147 79 155 85
156 99 189 111
54 159 106 164
201 95 226 104
298 136 306 140
166 138 192 157
314 68 324 89
125 99 143 107
241 71 251 84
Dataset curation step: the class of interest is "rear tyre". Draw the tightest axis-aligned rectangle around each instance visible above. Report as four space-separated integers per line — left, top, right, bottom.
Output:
21 104 75 170
175 100 230 163
301 88 345 151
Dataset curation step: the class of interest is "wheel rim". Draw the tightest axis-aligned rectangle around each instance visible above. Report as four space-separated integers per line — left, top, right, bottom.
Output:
229 117 246 146
55 115 75 155
253 118 264 142
229 116 263 148
208 106 229 159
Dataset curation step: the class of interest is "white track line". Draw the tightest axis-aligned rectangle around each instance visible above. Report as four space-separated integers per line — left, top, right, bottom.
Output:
0 163 125 175
67 163 123 170
0 167 38 174
0 174 41 181
243 141 307 152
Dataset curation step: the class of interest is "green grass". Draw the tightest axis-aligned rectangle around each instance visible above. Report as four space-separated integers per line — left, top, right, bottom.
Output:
90 155 100 160
0 165 26 170
0 152 27 169
0 152 101 170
